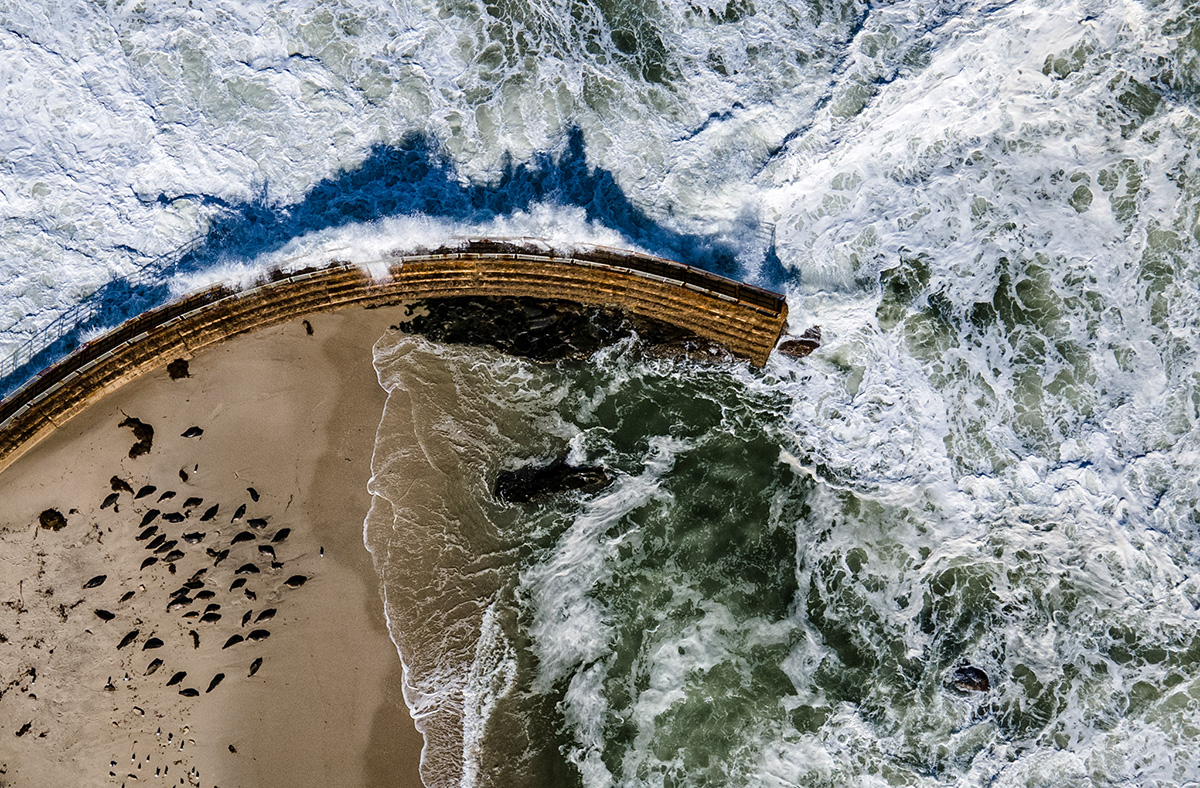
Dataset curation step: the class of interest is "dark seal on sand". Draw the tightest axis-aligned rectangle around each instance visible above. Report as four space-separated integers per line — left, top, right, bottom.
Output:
83 574 107 589
119 417 154 459
495 457 614 503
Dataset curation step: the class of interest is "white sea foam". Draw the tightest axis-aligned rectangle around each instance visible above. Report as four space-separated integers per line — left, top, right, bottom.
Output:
10 0 1200 784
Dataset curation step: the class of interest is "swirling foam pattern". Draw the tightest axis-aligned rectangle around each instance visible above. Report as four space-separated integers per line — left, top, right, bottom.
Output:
7 0 1200 785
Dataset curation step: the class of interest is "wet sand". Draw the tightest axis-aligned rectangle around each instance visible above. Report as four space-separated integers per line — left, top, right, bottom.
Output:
0 308 424 787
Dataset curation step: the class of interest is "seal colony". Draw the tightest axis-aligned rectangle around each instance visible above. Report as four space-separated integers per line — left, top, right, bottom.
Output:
0 246 794 787
0 309 425 787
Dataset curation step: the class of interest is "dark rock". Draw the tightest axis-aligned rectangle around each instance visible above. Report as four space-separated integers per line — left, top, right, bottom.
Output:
83 574 107 589
206 673 225 693
181 426 203 439
199 504 219 522
120 417 154 459
950 665 990 693
397 296 701 362
101 492 120 510
776 326 822 359
139 509 160 527
39 508 67 531
284 575 307 588
117 630 139 649
134 485 156 499
110 476 134 494
271 528 290 543
495 456 613 503
94 609 115 621
166 358 190 379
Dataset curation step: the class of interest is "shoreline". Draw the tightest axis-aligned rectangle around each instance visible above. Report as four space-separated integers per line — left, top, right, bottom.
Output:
0 308 424 787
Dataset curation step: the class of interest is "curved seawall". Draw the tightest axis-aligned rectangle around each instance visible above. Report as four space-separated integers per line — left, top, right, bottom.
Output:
0 240 787 475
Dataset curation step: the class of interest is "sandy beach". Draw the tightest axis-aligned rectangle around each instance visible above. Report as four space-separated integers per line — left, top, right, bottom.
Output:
0 307 424 787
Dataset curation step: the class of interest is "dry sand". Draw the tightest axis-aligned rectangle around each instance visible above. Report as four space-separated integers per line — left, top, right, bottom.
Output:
0 307 425 788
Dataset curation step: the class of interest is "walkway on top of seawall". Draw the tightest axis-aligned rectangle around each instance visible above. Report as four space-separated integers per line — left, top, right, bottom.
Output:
0 239 789 475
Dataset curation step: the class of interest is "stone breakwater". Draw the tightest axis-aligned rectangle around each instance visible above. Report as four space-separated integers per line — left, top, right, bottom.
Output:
0 240 788 475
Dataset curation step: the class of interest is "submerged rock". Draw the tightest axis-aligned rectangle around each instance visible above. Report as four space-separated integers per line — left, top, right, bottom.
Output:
950 665 990 693
776 325 822 359
495 456 614 503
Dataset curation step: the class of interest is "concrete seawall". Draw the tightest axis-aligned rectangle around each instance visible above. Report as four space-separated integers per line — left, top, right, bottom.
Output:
0 240 788 474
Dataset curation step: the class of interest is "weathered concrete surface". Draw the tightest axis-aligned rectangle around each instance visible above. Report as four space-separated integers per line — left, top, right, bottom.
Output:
0 241 787 474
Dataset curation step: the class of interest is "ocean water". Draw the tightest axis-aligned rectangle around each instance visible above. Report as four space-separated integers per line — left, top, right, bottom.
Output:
6 0 1200 785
